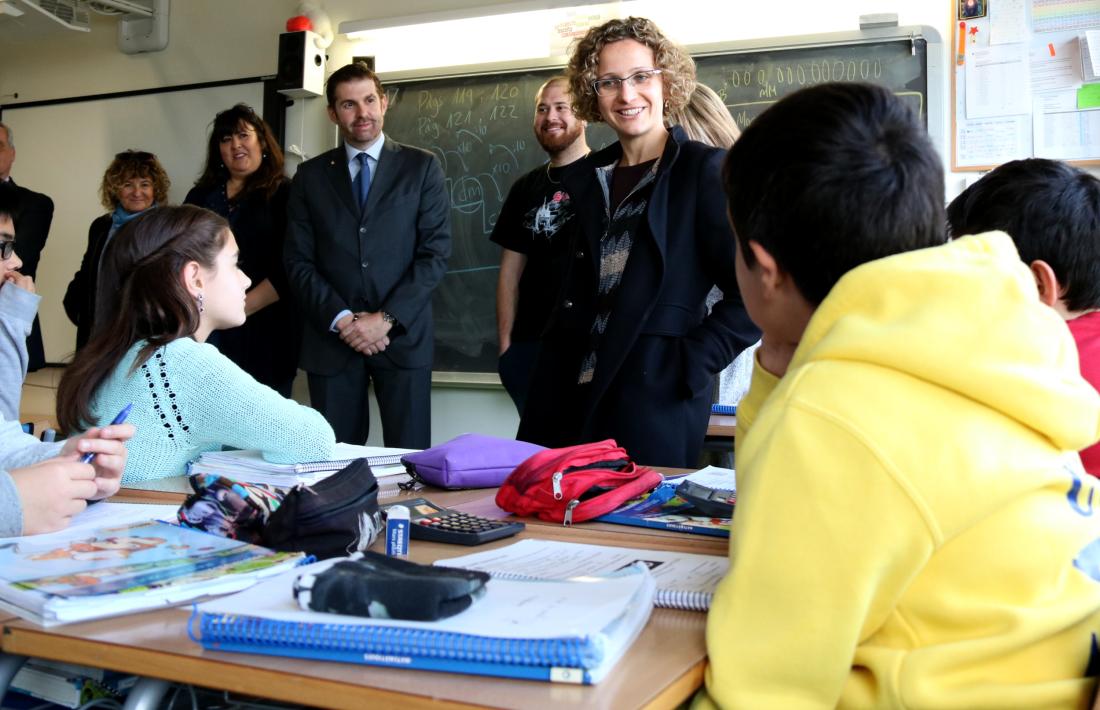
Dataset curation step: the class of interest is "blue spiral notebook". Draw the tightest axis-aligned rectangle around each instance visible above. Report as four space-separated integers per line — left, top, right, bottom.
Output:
191 558 657 684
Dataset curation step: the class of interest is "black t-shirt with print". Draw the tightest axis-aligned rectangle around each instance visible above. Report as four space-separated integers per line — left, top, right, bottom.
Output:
490 163 579 343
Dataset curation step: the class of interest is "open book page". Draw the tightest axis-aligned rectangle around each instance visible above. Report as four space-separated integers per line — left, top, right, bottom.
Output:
0 503 179 543
198 558 655 641
435 539 728 599
0 520 303 625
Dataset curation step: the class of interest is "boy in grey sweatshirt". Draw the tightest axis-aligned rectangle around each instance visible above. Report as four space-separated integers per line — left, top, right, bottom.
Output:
0 184 133 536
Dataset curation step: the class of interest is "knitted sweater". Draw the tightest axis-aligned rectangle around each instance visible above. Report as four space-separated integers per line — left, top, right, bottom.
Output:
89 338 335 484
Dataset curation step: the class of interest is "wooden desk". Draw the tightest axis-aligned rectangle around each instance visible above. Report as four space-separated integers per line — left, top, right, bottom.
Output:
706 414 736 439
3 485 723 709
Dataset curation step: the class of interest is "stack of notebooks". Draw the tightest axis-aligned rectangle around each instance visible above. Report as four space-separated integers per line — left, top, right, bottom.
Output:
0 517 303 626
189 443 416 488
193 558 657 684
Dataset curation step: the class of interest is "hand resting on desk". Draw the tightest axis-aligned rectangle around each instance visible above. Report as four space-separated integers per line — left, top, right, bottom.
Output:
11 423 135 534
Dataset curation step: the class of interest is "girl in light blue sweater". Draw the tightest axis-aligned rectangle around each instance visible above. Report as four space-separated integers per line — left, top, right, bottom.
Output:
56 206 335 484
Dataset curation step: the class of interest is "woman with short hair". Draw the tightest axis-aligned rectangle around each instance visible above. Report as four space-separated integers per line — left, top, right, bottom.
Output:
63 149 170 352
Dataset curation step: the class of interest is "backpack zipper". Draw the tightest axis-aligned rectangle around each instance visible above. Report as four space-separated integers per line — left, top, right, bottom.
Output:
552 471 564 499
563 499 579 526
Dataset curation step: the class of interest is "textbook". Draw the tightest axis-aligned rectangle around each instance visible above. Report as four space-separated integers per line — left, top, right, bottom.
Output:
596 466 736 538
193 558 656 684
436 538 728 611
0 519 303 626
189 443 416 486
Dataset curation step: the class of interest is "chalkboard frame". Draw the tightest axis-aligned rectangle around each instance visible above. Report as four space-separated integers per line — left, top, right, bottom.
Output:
378 24 945 386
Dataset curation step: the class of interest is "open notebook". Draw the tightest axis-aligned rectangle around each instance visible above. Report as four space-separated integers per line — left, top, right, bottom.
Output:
192 558 656 684
436 538 729 611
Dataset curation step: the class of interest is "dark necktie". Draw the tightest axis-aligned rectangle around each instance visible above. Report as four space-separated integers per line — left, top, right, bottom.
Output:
354 152 372 209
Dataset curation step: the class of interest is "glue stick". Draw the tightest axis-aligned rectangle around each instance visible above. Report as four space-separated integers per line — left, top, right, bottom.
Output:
386 505 410 558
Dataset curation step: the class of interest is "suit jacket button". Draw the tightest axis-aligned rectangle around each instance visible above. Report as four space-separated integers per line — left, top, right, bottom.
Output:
575 250 584 258
361 261 369 268
359 227 367 234
563 300 573 309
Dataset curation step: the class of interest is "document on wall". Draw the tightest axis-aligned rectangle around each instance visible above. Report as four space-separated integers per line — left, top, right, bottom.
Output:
1034 98 1100 159
957 115 1033 166
1031 38 1081 91
1032 0 1100 35
991 0 1029 45
967 44 1033 118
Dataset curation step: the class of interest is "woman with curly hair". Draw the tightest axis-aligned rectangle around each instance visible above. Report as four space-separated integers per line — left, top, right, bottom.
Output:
185 104 298 395
517 17 759 468
63 150 170 352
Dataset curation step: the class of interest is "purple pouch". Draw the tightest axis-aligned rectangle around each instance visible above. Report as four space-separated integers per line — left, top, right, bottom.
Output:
400 433 546 489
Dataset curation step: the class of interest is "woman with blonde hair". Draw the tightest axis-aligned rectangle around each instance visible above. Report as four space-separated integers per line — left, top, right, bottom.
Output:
64 150 170 351
517 17 759 468
671 82 741 149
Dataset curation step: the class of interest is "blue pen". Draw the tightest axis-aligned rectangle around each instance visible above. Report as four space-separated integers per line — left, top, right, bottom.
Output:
81 403 132 464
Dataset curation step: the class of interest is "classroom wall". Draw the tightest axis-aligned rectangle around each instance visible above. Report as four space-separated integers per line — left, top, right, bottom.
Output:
0 0 954 445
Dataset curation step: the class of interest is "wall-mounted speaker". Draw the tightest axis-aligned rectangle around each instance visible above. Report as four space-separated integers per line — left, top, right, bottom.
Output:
276 30 325 99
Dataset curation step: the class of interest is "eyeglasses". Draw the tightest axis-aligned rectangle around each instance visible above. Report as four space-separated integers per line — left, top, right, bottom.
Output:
591 69 663 97
0 238 16 260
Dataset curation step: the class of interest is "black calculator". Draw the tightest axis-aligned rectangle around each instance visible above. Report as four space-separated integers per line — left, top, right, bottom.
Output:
382 498 525 546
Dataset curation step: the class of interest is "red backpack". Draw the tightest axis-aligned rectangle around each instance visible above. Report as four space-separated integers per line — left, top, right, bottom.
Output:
496 440 663 525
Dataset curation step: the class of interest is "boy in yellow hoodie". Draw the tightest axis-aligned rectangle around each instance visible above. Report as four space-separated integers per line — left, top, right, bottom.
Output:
698 83 1100 709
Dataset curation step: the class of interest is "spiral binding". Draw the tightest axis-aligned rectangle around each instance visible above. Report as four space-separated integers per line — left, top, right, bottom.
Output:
476 571 711 611
198 614 602 668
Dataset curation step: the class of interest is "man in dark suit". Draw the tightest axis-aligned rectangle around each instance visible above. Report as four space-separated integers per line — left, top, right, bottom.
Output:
285 62 451 448
0 122 53 371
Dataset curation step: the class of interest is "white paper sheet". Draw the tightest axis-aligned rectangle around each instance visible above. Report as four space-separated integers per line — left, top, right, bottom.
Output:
1034 100 1100 158
957 115 1033 165
967 44 1033 118
1031 38 1082 91
991 0 1029 45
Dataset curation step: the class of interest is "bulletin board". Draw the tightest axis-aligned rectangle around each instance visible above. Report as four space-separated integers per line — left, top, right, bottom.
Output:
952 0 1100 170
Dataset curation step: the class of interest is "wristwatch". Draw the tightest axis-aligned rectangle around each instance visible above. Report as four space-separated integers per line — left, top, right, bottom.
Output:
381 311 398 326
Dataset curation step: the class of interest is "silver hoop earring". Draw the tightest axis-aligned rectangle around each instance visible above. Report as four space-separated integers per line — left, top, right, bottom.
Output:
197 293 205 313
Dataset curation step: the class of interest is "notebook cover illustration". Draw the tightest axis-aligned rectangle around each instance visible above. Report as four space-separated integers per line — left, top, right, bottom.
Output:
596 481 731 537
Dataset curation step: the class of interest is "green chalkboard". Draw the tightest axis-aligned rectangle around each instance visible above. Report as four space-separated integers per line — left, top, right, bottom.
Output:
379 27 940 375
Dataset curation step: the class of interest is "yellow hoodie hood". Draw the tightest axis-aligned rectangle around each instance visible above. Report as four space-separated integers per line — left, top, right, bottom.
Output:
792 231 1100 451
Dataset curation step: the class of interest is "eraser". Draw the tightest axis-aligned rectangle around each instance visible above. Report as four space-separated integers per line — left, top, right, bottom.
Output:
386 505 410 558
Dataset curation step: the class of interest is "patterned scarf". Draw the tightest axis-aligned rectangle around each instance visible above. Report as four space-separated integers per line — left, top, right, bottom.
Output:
577 159 659 384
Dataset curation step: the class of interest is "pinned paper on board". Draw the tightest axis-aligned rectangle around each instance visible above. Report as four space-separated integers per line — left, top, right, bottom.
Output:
966 44 1032 119
1082 30 1100 82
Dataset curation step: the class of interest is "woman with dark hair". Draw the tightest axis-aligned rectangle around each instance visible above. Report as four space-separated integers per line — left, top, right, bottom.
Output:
63 150 170 352
517 17 759 468
56 206 334 484
185 104 298 395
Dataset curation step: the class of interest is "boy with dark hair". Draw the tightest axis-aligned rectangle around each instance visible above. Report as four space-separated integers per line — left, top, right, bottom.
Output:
948 158 1100 476
698 83 1100 708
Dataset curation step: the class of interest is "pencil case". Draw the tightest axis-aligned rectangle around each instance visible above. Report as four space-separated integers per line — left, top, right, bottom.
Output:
260 457 382 559
400 433 546 489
